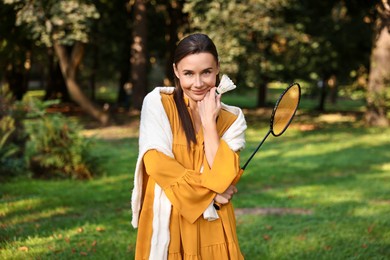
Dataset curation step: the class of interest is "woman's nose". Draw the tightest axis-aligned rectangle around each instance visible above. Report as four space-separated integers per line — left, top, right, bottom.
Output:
194 75 203 87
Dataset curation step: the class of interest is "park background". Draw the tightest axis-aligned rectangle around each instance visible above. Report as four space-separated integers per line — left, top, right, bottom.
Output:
1 0 390 259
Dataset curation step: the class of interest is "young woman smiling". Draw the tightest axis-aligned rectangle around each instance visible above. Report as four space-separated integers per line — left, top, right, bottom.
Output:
131 33 247 259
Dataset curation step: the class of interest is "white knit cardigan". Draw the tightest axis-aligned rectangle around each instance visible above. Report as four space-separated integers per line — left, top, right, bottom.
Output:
131 87 247 259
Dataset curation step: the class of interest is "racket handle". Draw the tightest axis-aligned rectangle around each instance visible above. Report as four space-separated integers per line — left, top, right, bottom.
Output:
214 168 244 210
232 168 244 185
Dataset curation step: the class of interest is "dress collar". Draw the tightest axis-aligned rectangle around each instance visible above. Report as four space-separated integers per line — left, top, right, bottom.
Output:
184 96 190 107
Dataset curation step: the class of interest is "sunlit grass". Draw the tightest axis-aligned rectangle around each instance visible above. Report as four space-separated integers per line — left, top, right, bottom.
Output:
234 121 390 259
1 109 390 259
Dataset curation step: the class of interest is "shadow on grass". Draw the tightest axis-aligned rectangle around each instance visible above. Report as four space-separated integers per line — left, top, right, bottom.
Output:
0 137 138 258
234 126 390 258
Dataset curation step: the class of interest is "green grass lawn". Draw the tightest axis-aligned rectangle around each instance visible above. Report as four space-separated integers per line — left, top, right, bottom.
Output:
1 111 390 259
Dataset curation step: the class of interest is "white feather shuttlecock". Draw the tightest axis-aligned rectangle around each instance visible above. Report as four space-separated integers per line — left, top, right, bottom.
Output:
216 74 236 95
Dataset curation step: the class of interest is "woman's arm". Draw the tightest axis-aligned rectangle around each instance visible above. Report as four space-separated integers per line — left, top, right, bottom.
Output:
143 149 215 223
144 141 240 222
197 87 221 167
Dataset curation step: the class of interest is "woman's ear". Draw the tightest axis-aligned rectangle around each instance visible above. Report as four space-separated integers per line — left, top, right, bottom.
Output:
173 63 179 79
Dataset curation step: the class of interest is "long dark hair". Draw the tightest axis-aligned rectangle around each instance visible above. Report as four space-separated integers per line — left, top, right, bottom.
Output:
173 33 220 147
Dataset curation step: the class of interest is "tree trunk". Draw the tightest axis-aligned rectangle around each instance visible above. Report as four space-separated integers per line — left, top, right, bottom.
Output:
117 61 131 108
53 42 109 125
44 48 70 102
130 0 148 110
165 0 185 85
365 1 390 127
318 76 329 112
89 43 98 101
5 62 28 100
117 36 132 108
328 75 338 104
256 81 268 108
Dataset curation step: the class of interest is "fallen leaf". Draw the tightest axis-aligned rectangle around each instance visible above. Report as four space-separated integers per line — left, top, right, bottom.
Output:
80 251 88 256
367 224 375 234
96 227 105 232
77 227 84 233
91 240 97 247
263 234 271 241
78 240 87 247
18 246 29 252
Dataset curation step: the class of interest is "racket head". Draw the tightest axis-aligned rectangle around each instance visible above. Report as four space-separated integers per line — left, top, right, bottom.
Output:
270 82 301 137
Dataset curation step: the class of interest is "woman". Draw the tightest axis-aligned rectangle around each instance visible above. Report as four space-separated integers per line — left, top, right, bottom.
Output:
131 33 247 259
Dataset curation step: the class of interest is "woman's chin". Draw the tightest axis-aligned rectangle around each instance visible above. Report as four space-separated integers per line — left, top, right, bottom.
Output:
191 95 207 102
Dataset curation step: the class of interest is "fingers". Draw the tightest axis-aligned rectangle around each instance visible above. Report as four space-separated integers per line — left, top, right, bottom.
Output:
197 87 221 127
214 185 238 205
215 194 229 205
227 185 238 195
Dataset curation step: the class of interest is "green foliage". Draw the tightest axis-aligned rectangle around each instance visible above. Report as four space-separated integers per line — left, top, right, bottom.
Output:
3 0 100 46
184 0 309 87
0 86 27 177
184 0 377 107
24 99 95 179
0 116 22 176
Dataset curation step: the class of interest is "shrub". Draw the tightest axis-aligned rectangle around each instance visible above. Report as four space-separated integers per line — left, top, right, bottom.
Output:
0 86 27 178
0 116 24 177
24 99 96 179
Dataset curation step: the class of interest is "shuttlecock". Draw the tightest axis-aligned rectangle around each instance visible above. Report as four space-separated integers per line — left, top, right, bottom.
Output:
216 74 236 95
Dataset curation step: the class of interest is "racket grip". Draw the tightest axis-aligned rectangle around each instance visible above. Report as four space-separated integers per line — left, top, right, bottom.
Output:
232 168 244 185
214 168 244 210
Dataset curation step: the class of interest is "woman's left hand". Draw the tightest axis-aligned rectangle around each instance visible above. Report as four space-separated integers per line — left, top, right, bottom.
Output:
214 185 238 205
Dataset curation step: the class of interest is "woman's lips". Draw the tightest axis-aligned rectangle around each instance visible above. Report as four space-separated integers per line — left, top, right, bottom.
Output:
192 89 208 95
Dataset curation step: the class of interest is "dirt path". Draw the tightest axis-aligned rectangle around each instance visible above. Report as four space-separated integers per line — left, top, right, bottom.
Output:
235 207 313 216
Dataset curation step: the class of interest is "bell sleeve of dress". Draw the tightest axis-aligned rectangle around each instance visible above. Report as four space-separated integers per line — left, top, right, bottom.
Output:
200 140 241 193
143 150 215 224
143 140 241 223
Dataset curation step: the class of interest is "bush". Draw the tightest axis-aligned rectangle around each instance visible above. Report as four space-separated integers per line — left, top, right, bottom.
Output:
0 87 27 178
24 99 96 179
0 116 25 177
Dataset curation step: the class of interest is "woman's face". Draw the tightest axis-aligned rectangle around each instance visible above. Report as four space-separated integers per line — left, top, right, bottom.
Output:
174 52 219 103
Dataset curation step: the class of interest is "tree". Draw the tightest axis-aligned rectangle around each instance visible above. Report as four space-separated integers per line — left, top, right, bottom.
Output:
90 0 133 108
163 0 188 85
130 0 148 110
4 0 109 124
0 1 32 100
365 0 390 126
184 0 308 107
286 0 375 111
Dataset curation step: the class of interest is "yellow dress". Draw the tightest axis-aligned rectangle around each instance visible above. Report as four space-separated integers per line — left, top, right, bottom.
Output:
135 93 244 259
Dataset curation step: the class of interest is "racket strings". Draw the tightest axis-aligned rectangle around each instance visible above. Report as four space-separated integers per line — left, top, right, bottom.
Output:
272 85 300 135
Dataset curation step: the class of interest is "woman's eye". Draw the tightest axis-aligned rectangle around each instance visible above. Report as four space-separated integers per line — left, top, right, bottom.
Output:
184 72 193 76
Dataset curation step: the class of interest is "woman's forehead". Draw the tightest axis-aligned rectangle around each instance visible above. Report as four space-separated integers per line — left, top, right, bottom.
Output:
176 53 218 70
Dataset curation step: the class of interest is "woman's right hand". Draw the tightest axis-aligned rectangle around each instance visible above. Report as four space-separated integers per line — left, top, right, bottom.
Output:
214 185 238 205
